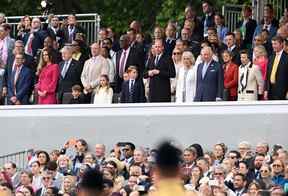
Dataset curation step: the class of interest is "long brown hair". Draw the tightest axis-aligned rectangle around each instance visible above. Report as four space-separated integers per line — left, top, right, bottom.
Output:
36 48 54 75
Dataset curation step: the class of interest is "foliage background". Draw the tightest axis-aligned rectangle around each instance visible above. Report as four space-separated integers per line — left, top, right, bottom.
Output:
1 0 251 34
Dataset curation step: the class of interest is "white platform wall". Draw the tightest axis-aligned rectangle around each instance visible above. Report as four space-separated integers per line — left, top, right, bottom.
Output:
0 101 287 155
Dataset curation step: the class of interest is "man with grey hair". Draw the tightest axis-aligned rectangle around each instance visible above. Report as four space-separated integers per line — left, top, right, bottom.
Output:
57 45 83 103
22 17 47 57
194 46 224 101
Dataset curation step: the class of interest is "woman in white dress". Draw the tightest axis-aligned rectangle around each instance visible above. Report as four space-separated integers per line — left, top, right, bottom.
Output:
93 74 113 104
176 51 197 103
171 48 183 101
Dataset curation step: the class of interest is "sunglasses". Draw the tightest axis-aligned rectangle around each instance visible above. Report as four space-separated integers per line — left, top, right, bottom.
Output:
260 170 269 173
42 177 51 180
173 52 181 55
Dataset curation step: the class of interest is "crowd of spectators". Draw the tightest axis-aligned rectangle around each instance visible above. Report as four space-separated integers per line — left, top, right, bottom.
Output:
0 2 288 105
0 140 287 196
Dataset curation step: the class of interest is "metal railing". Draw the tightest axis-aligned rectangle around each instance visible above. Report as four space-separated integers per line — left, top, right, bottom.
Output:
0 149 34 169
5 13 101 45
266 0 287 20
222 4 243 32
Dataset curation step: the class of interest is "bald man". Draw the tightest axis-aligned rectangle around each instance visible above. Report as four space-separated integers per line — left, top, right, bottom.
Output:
81 42 109 102
194 46 224 101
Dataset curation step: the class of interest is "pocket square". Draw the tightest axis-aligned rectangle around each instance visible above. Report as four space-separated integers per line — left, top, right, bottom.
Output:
210 69 216 72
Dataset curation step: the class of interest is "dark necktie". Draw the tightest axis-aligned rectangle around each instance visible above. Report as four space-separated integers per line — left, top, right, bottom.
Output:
129 80 134 102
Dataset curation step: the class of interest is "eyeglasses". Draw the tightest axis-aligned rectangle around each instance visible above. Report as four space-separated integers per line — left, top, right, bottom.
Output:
260 170 269 173
42 177 51 180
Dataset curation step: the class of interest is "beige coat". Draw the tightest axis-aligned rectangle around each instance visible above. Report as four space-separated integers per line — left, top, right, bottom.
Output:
238 63 264 101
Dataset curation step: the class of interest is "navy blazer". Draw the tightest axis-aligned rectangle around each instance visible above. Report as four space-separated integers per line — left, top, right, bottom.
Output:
194 60 224 101
7 65 33 104
22 30 48 57
120 79 146 103
253 24 277 42
266 51 288 100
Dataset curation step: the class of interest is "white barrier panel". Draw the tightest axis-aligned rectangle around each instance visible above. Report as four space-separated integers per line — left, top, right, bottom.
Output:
0 101 287 155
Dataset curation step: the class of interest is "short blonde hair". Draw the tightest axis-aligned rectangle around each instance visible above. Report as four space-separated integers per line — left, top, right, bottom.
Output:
182 50 195 66
253 45 267 57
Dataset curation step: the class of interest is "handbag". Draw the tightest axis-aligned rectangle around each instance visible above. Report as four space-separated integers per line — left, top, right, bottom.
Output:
223 89 230 101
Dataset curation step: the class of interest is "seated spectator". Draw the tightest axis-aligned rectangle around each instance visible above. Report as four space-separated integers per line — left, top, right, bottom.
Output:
3 162 20 188
93 74 113 104
58 175 76 196
181 148 198 183
69 85 85 104
35 170 53 196
77 169 105 196
57 155 72 176
184 165 203 191
45 161 64 189
30 161 42 190
16 170 34 192
271 159 287 187
212 143 227 166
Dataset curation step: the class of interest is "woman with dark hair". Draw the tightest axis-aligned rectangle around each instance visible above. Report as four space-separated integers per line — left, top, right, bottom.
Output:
20 185 35 196
190 143 204 158
222 50 238 101
184 165 203 191
36 48 60 104
37 151 50 171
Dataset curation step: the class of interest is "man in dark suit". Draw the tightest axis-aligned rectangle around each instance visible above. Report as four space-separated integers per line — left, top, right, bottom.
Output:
144 39 176 102
114 34 142 94
201 1 215 38
224 32 241 66
6 53 33 105
63 14 85 44
127 28 145 68
236 5 257 49
57 46 83 104
120 66 145 103
47 15 65 48
194 46 224 101
265 36 288 100
22 17 47 57
164 23 176 56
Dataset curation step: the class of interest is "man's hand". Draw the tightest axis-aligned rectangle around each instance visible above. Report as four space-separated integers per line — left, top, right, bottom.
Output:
148 70 154 77
10 96 17 103
264 91 268 100
2 87 7 97
152 69 160 75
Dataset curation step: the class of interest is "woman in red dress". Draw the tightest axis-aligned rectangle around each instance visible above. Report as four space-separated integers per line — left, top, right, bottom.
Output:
36 48 60 104
222 50 239 101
